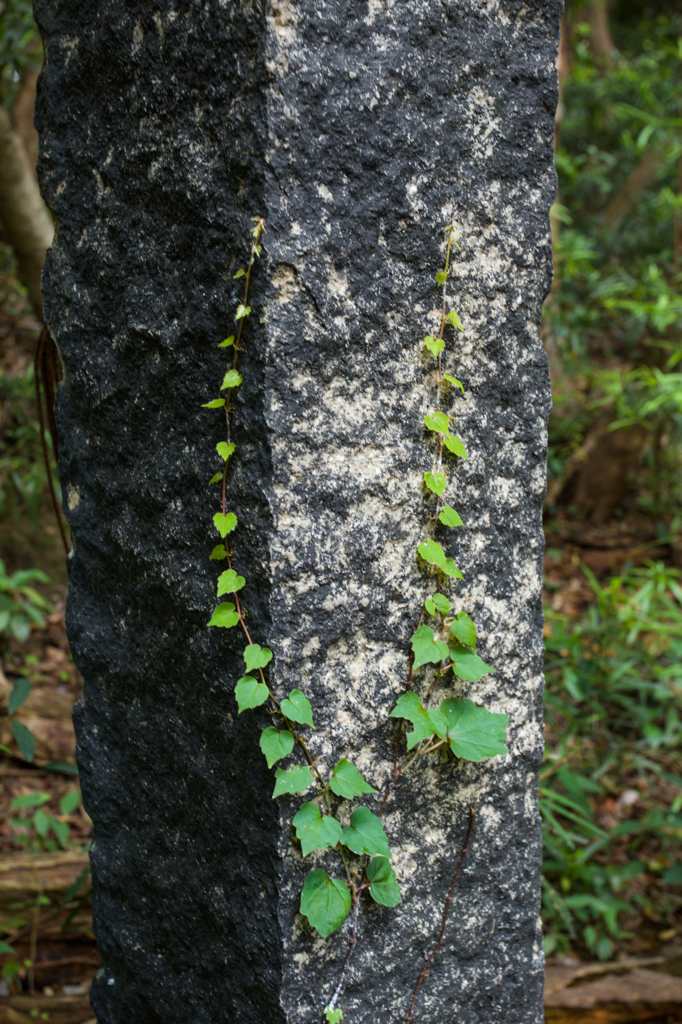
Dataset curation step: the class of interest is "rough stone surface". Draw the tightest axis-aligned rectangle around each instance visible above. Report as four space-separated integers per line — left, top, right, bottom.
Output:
34 1 559 1022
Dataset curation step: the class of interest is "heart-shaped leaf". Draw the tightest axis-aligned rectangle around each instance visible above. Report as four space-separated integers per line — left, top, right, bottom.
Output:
439 505 463 527
221 369 242 390
449 612 477 649
209 545 227 561
207 603 240 629
216 441 235 461
410 625 449 668
293 802 343 856
280 689 314 729
213 512 237 538
330 759 376 799
217 569 245 596
424 410 449 434
341 806 391 858
390 691 437 750
424 471 446 496
234 676 269 713
424 335 444 356
417 539 445 569
272 765 314 799
259 727 294 768
244 644 273 673
444 435 468 459
300 869 351 937
439 698 508 761
366 856 402 907
449 642 492 682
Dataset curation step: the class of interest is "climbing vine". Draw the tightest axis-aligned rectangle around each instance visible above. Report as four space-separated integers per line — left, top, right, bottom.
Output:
202 219 509 1023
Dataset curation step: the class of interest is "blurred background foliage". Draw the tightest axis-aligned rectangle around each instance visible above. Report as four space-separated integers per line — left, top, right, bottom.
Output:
0 0 680 996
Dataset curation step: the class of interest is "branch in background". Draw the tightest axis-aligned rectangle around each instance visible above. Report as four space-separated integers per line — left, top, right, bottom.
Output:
0 105 53 319
602 148 665 230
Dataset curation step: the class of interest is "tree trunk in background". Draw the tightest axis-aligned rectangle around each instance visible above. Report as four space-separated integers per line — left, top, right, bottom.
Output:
34 0 559 1021
584 0 614 64
12 68 40 175
0 106 52 320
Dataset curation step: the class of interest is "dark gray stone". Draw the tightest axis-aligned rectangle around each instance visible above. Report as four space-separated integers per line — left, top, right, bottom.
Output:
34 0 559 1021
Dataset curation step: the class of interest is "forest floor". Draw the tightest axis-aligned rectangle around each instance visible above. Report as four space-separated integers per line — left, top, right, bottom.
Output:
1 293 682 1022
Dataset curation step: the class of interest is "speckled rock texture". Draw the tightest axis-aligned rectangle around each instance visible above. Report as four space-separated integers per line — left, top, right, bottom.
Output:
34 0 559 1021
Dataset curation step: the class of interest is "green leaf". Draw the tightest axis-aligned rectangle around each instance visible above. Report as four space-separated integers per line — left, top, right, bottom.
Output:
424 411 449 434
213 512 237 537
207 603 240 628
280 689 314 729
300 869 351 937
10 792 49 810
410 624 449 668
442 558 464 579
447 309 463 331
216 441 235 461
444 435 468 458
235 304 251 320
244 644 273 673
217 569 245 596
366 856 402 907
59 791 80 815
202 398 225 408
449 612 476 649
424 598 436 616
235 676 269 713
435 269 448 286
51 819 70 848
221 369 242 390
34 808 50 837
439 505 463 527
0 941 14 954
293 802 343 855
9 678 31 716
417 539 445 569
219 336 235 347
330 759 376 799
259 727 294 768
273 765 314 799
449 642 493 682
444 374 465 393
11 720 35 763
325 1009 343 1024
432 593 451 615
209 545 227 560
424 335 444 356
209 473 222 485
234 269 246 279
390 691 436 749
341 806 391 858
439 698 508 761
424 471 446 496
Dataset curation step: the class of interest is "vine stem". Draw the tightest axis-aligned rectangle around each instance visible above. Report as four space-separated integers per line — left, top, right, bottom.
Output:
404 792 480 1024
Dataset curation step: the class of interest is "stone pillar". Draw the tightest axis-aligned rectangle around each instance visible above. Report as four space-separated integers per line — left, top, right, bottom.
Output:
34 1 559 1022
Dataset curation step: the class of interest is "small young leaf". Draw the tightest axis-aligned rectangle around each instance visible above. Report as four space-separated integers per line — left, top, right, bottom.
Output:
273 765 313 799
444 435 468 459
300 869 351 937
439 698 508 761
447 309 463 331
217 569 245 596
9 678 31 716
441 558 464 579
59 790 80 815
235 676 269 713
424 410 449 434
366 856 402 907
209 473 222 485
207 603 240 628
202 398 225 408
244 644 273 673
235 304 251 320
435 269 448 286
424 471 446 497
259 727 294 768
424 598 436 616
234 269 246 279
11 720 35 763
293 802 343 856
448 642 493 682
10 791 49 810
444 374 465 393
341 806 391 858
390 691 436 749
330 759 376 799
209 545 227 560
213 512 237 538
431 592 451 615
219 336 234 347
439 505 463 527
449 612 476 649
423 335 444 356
221 369 242 390
418 539 446 569
280 689 314 729
410 624 449 669
216 441 235 461
325 1009 343 1024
